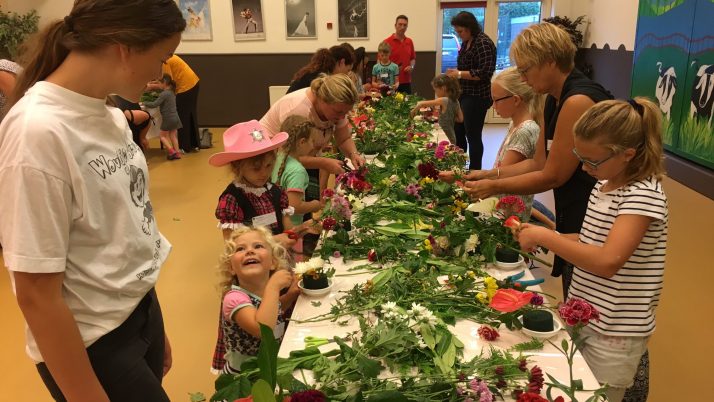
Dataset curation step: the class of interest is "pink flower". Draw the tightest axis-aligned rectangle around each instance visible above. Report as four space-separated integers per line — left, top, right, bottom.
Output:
322 188 334 198
434 147 446 160
558 298 600 326
497 195 526 214
489 289 534 313
333 251 341 258
425 142 436 150
405 183 421 198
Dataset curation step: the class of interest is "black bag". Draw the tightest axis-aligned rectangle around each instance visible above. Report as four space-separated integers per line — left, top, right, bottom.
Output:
199 128 213 149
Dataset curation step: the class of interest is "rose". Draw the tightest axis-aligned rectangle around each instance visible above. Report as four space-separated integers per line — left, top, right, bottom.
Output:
489 289 534 313
322 216 337 231
503 215 521 230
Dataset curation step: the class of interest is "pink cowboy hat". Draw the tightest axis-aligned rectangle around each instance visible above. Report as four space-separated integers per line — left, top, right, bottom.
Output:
208 120 288 167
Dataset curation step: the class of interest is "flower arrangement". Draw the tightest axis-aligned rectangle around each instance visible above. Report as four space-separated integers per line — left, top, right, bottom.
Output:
424 140 467 172
319 189 351 232
294 257 335 290
335 165 372 195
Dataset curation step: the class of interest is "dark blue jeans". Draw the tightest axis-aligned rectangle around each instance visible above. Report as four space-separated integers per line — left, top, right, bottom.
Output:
455 95 490 170
37 289 169 402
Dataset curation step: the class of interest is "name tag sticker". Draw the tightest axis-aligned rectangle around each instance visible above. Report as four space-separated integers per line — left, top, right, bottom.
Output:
380 73 389 78
252 212 277 227
547 139 553 151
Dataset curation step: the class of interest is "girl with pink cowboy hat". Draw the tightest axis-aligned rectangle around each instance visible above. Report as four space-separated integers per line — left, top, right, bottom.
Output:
208 119 305 373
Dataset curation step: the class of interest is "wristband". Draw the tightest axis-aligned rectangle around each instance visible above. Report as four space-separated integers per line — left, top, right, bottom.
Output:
458 71 462 79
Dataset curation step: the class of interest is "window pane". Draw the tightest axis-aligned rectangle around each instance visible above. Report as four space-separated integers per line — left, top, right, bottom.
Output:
496 1 541 70
441 7 486 73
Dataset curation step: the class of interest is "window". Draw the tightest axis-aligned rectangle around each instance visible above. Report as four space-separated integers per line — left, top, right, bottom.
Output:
440 2 486 73
496 1 541 70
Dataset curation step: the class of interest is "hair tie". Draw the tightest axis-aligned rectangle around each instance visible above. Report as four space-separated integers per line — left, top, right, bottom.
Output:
63 15 74 32
627 98 644 117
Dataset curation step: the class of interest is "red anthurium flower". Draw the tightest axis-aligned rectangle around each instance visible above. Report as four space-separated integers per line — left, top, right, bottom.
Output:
233 397 254 402
503 215 521 230
367 249 377 262
489 289 534 313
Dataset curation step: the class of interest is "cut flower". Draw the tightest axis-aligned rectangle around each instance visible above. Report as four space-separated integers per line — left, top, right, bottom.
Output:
489 289 535 313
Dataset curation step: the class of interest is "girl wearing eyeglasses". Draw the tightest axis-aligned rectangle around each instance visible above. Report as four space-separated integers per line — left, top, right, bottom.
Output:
515 97 668 402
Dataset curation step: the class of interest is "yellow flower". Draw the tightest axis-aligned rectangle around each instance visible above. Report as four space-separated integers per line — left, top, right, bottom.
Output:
454 199 468 209
423 238 433 251
412 219 432 230
467 271 476 279
419 177 434 186
395 92 405 102
476 292 488 304
381 178 392 186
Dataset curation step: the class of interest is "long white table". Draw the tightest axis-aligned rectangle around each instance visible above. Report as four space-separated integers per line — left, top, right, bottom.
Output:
278 126 600 399
280 254 600 399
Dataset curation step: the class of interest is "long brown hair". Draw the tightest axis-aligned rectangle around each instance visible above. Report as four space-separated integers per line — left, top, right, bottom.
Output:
292 45 355 82
10 0 185 108
573 97 665 182
275 115 315 181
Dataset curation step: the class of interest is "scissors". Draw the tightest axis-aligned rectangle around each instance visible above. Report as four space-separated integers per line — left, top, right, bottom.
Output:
504 270 545 288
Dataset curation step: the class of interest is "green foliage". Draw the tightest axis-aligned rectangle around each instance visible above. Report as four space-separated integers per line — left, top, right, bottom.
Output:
0 7 39 59
542 15 586 48
679 116 714 166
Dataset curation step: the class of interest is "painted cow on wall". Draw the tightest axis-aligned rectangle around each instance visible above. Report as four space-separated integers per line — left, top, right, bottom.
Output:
655 62 677 120
690 62 714 128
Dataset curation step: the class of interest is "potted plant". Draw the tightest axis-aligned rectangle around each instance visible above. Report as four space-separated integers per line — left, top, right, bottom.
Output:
294 257 334 290
0 7 39 59
543 15 593 78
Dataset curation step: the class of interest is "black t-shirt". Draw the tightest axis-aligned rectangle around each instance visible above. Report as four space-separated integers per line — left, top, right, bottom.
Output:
287 71 322 94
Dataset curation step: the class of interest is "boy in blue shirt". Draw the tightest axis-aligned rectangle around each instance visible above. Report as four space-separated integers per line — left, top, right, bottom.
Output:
372 42 400 91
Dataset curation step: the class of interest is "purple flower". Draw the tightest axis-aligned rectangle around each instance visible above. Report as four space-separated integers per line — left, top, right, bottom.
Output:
405 183 422 199
530 294 544 306
434 147 446 160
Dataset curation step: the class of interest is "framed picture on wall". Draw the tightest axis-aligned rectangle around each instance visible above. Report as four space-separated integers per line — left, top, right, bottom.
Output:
231 0 266 41
286 0 317 39
178 0 213 40
337 0 368 40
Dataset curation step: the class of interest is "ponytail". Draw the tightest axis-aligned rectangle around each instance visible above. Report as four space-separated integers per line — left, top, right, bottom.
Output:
573 97 665 182
293 48 336 82
8 0 185 109
9 21 69 108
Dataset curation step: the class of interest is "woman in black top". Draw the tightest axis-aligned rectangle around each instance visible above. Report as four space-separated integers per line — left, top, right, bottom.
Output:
287 45 354 94
458 22 612 296
445 11 496 170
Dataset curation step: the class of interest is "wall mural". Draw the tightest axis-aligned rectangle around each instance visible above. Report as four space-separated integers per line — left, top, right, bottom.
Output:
631 0 714 169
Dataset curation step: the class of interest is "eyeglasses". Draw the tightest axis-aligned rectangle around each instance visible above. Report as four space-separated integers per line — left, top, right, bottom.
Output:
572 148 616 170
492 94 514 103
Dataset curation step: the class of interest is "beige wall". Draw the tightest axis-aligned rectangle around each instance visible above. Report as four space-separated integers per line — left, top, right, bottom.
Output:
552 0 638 50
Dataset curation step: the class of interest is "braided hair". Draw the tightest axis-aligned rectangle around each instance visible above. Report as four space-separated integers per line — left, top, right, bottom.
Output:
275 115 316 182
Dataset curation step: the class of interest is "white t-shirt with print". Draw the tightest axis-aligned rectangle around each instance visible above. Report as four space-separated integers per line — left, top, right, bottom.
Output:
0 81 171 362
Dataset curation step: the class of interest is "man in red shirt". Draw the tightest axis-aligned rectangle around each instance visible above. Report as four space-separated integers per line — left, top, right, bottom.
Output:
384 15 416 94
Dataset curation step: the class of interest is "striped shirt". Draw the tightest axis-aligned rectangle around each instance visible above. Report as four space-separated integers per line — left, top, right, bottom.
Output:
568 177 668 337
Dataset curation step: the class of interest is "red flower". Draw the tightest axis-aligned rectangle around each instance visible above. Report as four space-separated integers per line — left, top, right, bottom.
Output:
367 249 377 262
527 366 544 393
489 289 534 313
322 188 334 199
477 325 500 341
516 392 547 402
322 217 337 231
558 298 600 326
503 215 522 230
233 397 254 402
417 162 439 179
497 195 526 214
289 389 327 402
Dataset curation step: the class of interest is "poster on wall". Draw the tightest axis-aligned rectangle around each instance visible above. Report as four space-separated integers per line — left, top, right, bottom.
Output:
631 0 714 169
178 0 212 40
337 0 368 40
286 0 317 39
232 0 266 41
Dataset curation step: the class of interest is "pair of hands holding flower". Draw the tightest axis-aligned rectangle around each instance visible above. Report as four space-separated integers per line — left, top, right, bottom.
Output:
438 169 497 200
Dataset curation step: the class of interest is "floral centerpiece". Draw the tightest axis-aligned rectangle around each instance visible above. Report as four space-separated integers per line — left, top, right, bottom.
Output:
294 257 335 290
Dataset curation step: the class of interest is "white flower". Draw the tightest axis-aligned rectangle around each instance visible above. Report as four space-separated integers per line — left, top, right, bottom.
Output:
382 301 398 314
413 115 424 122
466 197 499 214
308 257 325 271
436 236 449 249
295 257 324 275
294 261 310 275
347 194 365 211
464 234 480 252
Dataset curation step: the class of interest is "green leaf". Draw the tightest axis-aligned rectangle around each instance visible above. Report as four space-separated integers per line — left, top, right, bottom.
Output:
356 353 382 378
573 378 584 391
251 379 276 402
257 324 278 389
420 324 436 350
561 338 570 353
371 268 394 288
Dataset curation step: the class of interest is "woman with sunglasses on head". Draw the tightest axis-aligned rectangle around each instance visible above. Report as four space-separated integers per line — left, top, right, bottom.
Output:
515 98 668 402
454 22 612 297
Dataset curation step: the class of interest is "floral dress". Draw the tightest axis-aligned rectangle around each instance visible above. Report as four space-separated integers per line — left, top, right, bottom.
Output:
221 286 286 373
493 120 539 221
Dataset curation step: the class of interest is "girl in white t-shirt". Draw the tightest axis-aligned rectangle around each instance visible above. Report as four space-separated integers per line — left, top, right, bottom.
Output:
217 226 293 373
515 97 668 402
0 1 186 401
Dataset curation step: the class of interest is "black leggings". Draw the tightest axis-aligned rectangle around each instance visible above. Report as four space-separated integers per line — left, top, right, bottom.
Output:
37 289 168 402
176 82 201 151
454 95 490 170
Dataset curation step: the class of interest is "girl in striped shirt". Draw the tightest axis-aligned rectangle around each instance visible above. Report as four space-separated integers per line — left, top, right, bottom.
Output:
516 97 667 402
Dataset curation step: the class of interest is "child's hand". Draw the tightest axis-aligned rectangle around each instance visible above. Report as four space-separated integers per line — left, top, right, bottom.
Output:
410 102 422 118
267 270 293 293
438 170 456 183
516 223 548 253
274 233 297 248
